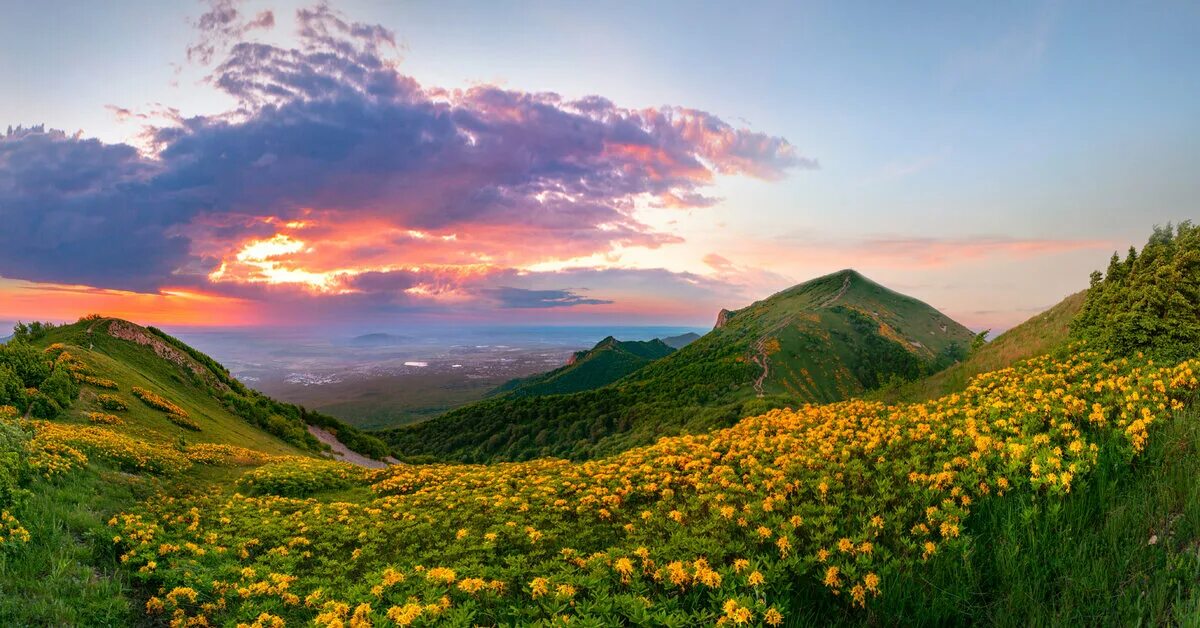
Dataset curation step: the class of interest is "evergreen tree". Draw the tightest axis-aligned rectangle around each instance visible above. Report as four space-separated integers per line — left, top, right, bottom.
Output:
1072 222 1200 361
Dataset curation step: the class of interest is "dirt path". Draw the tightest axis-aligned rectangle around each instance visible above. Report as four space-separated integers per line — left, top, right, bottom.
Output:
307 425 395 469
750 316 794 397
817 273 852 308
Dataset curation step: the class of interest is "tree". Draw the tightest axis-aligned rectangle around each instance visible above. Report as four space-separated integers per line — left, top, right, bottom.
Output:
1072 222 1200 361
969 330 991 357
0 340 50 388
0 364 26 411
40 367 78 409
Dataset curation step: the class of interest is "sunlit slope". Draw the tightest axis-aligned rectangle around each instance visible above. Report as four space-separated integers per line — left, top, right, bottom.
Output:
33 319 297 455
382 269 976 462
873 290 1086 403
491 337 676 397
31 317 388 459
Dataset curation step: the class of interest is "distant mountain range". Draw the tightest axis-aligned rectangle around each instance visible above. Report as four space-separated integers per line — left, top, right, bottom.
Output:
381 269 978 463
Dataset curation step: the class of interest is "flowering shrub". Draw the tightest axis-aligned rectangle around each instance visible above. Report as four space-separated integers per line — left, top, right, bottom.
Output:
27 421 190 476
131 387 189 417
235 457 366 497
96 394 128 412
0 509 29 548
75 374 119 390
0 417 31 551
185 444 277 467
104 350 1198 625
86 412 123 425
167 413 202 432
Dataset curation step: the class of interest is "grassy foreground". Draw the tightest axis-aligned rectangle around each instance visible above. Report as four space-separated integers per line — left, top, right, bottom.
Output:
854 407 1200 626
6 408 1198 626
0 464 151 625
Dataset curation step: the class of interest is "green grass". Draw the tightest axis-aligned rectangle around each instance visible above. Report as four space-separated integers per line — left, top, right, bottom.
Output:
784 405 1200 626
0 465 155 626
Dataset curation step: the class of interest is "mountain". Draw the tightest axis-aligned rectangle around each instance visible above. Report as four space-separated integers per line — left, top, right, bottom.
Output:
491 336 676 397
660 331 702 349
381 269 976 463
19 317 389 461
705 268 974 399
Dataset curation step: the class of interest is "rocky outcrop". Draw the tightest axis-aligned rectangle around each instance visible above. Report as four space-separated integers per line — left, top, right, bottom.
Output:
714 309 735 329
105 320 229 392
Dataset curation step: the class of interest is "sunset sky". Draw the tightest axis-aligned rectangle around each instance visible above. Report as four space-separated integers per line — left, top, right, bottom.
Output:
2 1 1197 331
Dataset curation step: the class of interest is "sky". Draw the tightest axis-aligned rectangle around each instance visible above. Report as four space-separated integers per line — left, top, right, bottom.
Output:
1 0 1197 332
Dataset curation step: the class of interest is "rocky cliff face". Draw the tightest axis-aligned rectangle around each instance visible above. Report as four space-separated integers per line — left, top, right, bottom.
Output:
714 309 735 329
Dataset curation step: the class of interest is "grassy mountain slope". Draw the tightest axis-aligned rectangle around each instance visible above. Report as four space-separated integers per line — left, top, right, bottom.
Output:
491 337 676 397
381 269 976 463
874 290 1087 403
713 269 974 399
36 317 388 459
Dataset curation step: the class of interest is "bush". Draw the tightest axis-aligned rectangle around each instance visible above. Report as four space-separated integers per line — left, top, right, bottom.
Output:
40 368 78 409
27 392 62 419
166 413 201 432
235 457 365 497
96 394 128 412
0 340 50 388
131 387 188 417
0 419 30 509
0 364 26 411
86 412 123 425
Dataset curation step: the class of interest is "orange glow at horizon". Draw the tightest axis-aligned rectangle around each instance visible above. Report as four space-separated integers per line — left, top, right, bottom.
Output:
0 280 261 327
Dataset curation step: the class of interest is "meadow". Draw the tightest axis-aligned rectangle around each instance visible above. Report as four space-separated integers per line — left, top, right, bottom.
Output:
5 344 1197 625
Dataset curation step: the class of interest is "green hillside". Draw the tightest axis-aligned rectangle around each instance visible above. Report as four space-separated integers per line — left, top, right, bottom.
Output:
0 316 395 623
15 317 388 460
381 269 977 463
491 336 676 397
874 290 1087 403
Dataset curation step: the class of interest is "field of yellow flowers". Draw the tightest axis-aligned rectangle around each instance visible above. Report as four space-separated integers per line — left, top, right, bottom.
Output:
7 347 1199 626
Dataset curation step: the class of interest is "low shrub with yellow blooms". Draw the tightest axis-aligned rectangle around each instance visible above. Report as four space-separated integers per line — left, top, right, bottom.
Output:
236 457 368 497
75 374 119 390
0 509 30 548
87 412 124 425
95 348 1197 625
166 413 202 432
184 443 278 467
131 386 189 418
27 421 190 476
96 394 128 412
